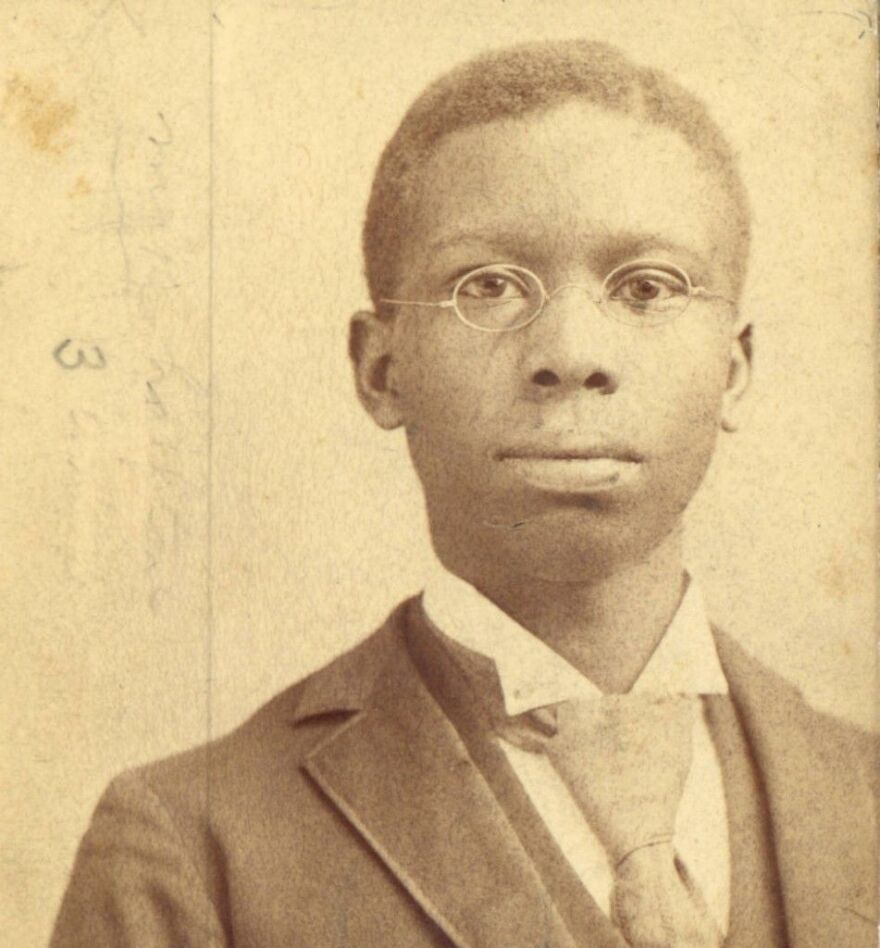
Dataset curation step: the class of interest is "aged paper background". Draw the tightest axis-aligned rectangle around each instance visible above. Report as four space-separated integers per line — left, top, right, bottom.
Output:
1 1 876 944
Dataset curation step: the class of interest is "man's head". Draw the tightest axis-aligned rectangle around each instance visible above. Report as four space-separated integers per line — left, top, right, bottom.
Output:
363 39 751 312
351 40 753 583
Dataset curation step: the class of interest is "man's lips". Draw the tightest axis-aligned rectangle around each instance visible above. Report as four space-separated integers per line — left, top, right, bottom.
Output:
495 444 643 492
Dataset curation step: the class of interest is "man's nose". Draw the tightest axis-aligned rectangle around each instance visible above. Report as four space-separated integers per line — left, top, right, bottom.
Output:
520 286 622 397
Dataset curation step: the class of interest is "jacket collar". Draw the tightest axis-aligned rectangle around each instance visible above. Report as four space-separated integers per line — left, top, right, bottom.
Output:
290 618 400 722
296 600 580 948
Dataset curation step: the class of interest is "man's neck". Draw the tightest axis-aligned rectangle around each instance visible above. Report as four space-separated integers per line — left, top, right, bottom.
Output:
433 529 688 694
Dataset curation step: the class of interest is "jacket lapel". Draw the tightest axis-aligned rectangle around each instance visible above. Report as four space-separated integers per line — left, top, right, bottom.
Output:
298 615 577 948
714 630 877 948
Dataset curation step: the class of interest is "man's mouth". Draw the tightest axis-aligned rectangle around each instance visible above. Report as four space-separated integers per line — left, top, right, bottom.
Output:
496 444 643 493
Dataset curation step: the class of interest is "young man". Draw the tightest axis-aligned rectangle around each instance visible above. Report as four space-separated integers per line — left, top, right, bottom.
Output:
52 40 876 947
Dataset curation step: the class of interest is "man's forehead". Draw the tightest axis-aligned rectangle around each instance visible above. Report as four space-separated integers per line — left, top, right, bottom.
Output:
414 100 709 189
405 104 733 285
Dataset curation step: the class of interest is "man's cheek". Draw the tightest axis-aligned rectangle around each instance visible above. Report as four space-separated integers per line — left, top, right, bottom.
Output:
646 395 720 462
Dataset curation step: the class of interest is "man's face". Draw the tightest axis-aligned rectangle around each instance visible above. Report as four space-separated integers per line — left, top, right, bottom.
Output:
357 101 750 579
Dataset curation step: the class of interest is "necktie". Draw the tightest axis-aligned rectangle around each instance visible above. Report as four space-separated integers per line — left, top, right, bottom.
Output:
502 694 722 948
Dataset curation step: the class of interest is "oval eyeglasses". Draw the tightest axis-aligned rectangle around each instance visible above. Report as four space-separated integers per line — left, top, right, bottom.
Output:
380 260 732 333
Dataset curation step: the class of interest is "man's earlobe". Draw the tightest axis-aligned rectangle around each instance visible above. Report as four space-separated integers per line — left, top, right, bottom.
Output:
349 310 405 430
720 318 753 433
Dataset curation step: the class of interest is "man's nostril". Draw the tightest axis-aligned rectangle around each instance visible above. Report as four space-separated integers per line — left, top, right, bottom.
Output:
532 369 560 387
585 371 612 391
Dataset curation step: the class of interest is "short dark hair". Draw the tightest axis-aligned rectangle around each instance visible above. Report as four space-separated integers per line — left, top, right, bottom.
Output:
363 39 751 311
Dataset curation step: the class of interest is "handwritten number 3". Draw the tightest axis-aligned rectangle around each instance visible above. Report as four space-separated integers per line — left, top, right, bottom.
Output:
53 339 107 370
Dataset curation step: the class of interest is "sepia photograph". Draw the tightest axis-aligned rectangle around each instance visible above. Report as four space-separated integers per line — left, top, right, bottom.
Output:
1 1 876 945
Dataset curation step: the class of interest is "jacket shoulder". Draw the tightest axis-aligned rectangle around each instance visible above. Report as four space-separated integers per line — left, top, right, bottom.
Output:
135 598 415 813
713 626 877 779
52 601 419 945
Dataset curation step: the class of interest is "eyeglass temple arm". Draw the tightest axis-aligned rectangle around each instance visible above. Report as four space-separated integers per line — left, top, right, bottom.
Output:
379 297 456 308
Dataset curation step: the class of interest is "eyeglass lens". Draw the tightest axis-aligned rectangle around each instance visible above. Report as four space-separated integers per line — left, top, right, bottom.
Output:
452 263 694 331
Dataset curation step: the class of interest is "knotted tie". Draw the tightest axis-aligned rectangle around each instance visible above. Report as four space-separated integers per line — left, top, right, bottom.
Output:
500 694 722 948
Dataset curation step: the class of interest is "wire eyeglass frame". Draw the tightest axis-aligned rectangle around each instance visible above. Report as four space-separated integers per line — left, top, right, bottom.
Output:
379 259 733 333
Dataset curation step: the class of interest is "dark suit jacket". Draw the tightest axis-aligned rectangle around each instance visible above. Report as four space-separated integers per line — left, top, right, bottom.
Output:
51 598 877 947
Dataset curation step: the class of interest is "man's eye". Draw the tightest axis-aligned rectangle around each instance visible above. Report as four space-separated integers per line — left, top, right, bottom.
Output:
609 269 688 307
457 269 529 300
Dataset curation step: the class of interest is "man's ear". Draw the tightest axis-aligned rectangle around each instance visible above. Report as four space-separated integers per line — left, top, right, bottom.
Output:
720 315 753 433
349 310 405 430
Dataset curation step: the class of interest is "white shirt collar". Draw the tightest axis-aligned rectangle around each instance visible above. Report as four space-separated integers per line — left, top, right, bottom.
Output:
422 564 728 716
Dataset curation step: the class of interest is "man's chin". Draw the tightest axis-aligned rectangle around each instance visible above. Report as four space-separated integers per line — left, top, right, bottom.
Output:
475 503 677 582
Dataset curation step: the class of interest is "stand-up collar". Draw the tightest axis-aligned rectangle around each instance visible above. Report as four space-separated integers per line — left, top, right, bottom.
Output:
422 565 728 715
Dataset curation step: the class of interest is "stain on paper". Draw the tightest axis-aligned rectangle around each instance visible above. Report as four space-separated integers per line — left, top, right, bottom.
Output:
816 553 865 602
68 175 92 197
2 75 77 155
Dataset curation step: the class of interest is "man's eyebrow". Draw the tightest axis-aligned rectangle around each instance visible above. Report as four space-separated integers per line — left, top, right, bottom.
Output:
425 228 713 279
593 233 713 279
